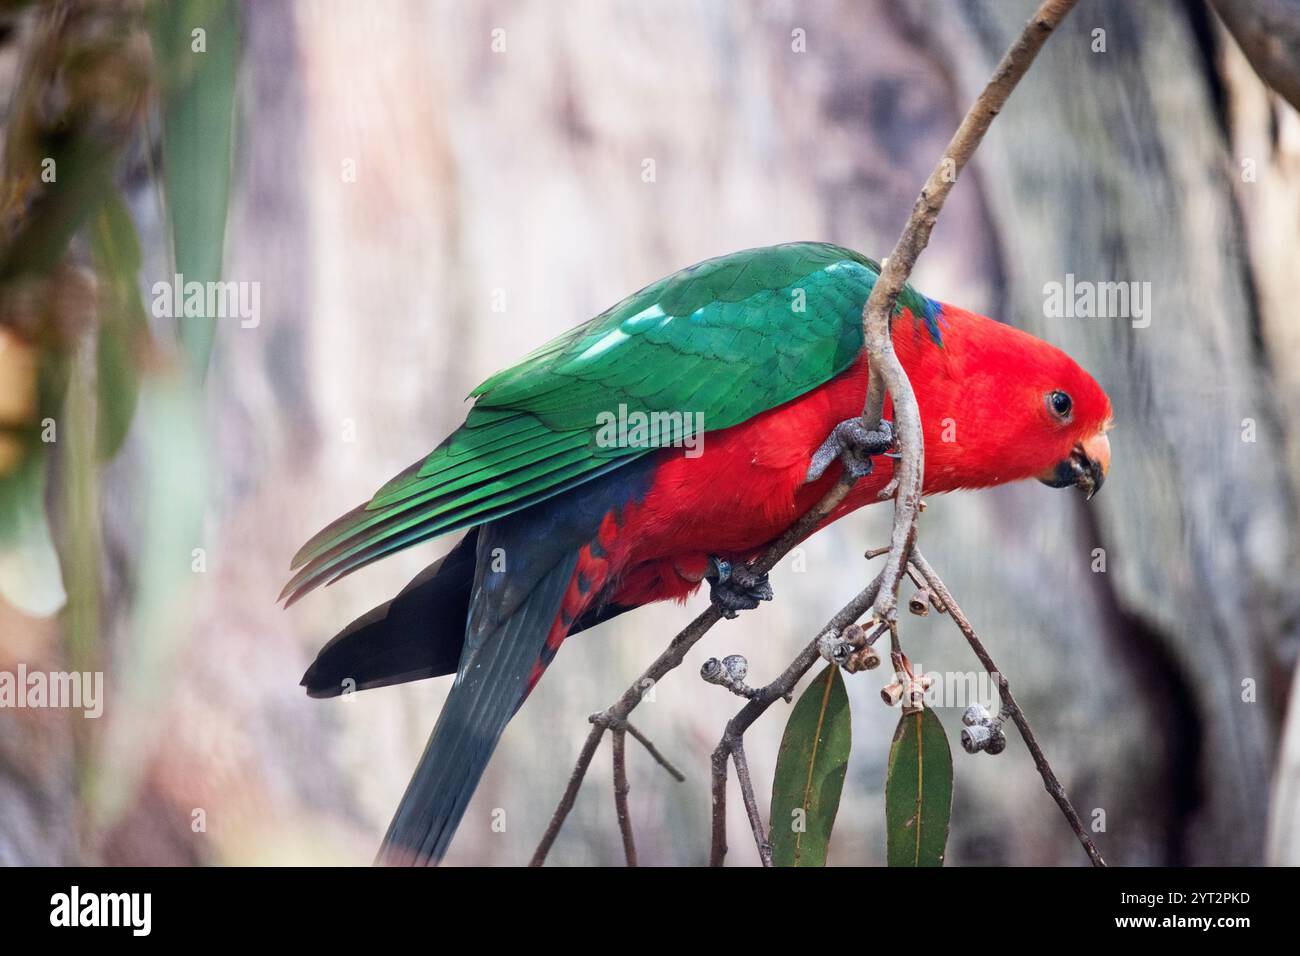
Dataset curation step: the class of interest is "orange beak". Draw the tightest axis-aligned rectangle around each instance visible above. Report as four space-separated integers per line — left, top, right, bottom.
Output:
1080 431 1110 486
1038 430 1110 499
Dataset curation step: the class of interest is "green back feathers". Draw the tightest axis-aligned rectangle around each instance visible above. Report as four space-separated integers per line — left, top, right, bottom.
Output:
282 243 941 603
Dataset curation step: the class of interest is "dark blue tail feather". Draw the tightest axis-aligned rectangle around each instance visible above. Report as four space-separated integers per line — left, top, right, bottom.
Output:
377 546 577 864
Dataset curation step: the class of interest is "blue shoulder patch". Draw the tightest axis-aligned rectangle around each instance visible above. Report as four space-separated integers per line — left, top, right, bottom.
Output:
917 296 944 347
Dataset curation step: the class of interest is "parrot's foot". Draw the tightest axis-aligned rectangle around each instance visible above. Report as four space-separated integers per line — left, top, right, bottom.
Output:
706 556 773 620
805 417 896 483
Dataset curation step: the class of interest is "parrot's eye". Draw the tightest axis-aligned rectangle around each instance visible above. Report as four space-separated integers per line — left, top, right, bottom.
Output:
1047 390 1073 420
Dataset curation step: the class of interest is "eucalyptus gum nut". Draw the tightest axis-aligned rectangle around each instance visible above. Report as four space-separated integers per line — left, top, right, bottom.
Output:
881 681 905 707
986 727 1008 756
852 645 881 671
962 704 991 727
700 657 724 683
909 590 931 616
722 654 748 682
962 724 993 754
902 682 929 715
817 632 853 665
841 623 866 647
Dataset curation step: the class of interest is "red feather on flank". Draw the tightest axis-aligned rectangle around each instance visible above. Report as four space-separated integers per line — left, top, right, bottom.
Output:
525 512 619 695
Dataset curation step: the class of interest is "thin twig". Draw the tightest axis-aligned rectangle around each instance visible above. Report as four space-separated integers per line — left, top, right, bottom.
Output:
709 573 884 866
611 729 637 866
709 739 729 866
857 0 1081 625
624 720 685 782
730 741 772 867
909 549 1106 867
529 713 681 865
529 723 604 866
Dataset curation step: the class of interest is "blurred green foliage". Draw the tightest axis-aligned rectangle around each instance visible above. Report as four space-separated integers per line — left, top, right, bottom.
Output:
89 192 150 460
0 0 238 848
150 0 238 379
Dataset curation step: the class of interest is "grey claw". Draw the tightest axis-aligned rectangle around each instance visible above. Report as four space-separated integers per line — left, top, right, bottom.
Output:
805 418 896 483
841 452 875 480
706 556 773 619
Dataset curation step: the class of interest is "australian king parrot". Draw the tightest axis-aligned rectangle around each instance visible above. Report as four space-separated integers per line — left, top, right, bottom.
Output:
282 242 1113 864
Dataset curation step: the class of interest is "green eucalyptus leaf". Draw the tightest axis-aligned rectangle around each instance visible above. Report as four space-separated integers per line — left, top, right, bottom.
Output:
90 192 150 459
150 0 239 379
769 664 851 866
885 707 954 866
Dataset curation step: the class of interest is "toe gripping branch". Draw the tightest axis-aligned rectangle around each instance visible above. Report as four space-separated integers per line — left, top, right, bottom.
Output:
804 417 897 483
706 556 774 620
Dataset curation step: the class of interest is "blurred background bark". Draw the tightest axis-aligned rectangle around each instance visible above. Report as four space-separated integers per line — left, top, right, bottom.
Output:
1 0 1297 865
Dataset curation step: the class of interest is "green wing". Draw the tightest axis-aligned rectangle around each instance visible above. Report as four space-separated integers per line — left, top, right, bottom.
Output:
282 242 939 603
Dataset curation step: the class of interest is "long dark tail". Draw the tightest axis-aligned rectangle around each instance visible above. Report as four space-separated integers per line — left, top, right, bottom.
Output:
300 531 480 697
377 545 579 865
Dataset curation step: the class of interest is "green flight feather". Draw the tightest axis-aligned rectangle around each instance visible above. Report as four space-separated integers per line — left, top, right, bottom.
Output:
282 242 941 604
